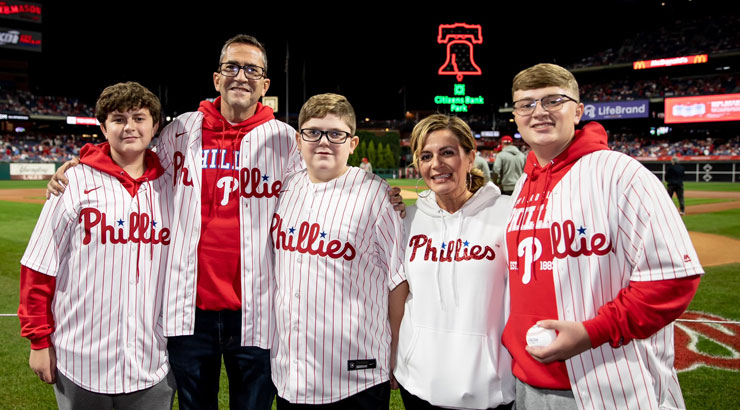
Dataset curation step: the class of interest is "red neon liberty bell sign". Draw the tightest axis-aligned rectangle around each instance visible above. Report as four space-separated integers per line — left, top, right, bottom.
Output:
438 23 483 81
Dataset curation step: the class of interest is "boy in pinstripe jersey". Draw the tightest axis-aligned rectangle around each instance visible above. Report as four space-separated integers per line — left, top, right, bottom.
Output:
19 82 175 410
504 63 703 410
270 94 408 409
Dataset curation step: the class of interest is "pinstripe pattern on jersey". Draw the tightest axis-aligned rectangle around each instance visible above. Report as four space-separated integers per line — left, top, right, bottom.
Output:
508 150 703 410
271 168 406 404
160 112 303 348
21 164 172 394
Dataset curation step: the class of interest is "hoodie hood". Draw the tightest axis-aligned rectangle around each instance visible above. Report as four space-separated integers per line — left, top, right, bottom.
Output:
198 97 274 133
79 142 164 197
523 121 609 180
501 144 525 156
416 182 502 217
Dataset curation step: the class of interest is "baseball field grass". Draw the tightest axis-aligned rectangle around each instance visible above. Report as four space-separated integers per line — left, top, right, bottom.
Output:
1 180 739 409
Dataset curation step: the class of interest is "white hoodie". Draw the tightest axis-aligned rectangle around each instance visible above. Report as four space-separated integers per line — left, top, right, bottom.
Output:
394 182 515 409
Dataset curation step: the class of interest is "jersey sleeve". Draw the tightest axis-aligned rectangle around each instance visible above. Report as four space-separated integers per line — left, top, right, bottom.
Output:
373 187 407 290
20 186 76 276
155 122 175 171
286 126 306 174
616 164 703 282
18 265 56 349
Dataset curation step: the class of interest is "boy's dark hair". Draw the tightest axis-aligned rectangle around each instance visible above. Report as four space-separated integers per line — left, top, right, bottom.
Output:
95 82 162 128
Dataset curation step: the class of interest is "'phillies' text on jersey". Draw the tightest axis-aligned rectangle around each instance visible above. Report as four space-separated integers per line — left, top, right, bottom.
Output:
407 234 495 262
80 208 171 245
270 214 356 260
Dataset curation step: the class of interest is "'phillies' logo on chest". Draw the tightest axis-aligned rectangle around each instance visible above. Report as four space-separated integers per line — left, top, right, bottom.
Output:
550 219 612 258
408 234 495 262
79 208 171 245
270 214 356 260
173 151 282 199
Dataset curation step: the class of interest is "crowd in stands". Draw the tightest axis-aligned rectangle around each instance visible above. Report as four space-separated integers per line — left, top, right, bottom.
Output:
608 132 740 157
0 89 94 117
570 15 740 68
580 73 740 102
1 133 102 162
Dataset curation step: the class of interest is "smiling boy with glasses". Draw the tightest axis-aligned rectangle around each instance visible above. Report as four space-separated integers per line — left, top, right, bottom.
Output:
270 93 407 410
503 63 703 410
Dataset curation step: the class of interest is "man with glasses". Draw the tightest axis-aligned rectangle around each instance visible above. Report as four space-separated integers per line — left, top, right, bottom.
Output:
502 63 703 409
151 33 303 410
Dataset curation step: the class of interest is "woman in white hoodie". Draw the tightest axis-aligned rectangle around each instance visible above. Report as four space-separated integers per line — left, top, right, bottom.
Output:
393 114 514 410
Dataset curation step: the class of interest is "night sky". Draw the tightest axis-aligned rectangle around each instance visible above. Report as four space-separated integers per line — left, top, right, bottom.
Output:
7 0 739 121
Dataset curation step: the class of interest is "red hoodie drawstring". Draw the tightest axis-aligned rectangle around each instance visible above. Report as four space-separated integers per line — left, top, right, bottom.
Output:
135 191 141 283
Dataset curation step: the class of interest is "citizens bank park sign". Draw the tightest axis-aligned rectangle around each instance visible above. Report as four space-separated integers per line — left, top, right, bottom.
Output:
433 23 485 113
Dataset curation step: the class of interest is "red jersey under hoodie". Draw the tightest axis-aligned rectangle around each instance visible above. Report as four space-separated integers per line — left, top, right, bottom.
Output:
503 122 700 390
195 98 275 311
18 142 165 349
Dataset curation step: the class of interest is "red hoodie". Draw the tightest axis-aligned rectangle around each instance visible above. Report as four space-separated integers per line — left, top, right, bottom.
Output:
18 142 165 349
195 97 275 311
503 122 699 389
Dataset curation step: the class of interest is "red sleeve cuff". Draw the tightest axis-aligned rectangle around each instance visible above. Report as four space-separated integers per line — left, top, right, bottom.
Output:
30 336 53 350
583 314 616 348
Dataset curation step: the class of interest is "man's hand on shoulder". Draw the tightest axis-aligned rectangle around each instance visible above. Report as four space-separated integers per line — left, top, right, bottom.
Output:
46 158 79 199
525 319 592 363
388 186 406 218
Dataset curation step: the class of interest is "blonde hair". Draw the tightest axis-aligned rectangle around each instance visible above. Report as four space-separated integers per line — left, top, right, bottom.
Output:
298 93 356 135
512 63 580 101
410 114 484 193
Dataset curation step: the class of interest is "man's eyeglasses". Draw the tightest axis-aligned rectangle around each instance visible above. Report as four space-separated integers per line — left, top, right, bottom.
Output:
512 94 579 116
218 63 266 80
300 129 352 144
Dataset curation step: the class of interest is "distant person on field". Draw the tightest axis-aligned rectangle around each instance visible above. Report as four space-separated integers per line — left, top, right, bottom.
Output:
492 135 525 195
360 156 374 173
666 156 686 214
473 150 492 183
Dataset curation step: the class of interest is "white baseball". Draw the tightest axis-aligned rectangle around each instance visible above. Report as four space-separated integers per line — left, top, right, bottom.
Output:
526 325 556 347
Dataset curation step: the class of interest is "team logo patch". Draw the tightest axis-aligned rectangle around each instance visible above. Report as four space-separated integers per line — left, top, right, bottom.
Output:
675 311 740 372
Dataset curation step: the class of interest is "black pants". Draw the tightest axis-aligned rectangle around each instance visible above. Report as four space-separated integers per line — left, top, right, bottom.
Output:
399 384 513 410
277 381 390 410
667 183 685 212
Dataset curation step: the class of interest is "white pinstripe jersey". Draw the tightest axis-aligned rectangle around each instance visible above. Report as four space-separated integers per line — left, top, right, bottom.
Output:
270 168 406 404
507 150 704 410
21 164 173 394
158 111 303 348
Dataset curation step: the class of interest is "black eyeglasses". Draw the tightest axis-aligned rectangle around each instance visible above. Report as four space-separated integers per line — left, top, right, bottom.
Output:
300 129 352 144
218 63 266 80
512 94 579 116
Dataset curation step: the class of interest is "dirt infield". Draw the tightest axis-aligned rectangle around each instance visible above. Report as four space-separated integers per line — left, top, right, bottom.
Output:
0 188 46 204
3 187 740 266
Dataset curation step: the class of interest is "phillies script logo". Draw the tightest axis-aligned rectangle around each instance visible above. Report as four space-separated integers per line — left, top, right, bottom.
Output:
173 151 282 198
408 234 495 262
551 220 612 258
79 208 170 245
270 214 356 260
674 311 740 372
